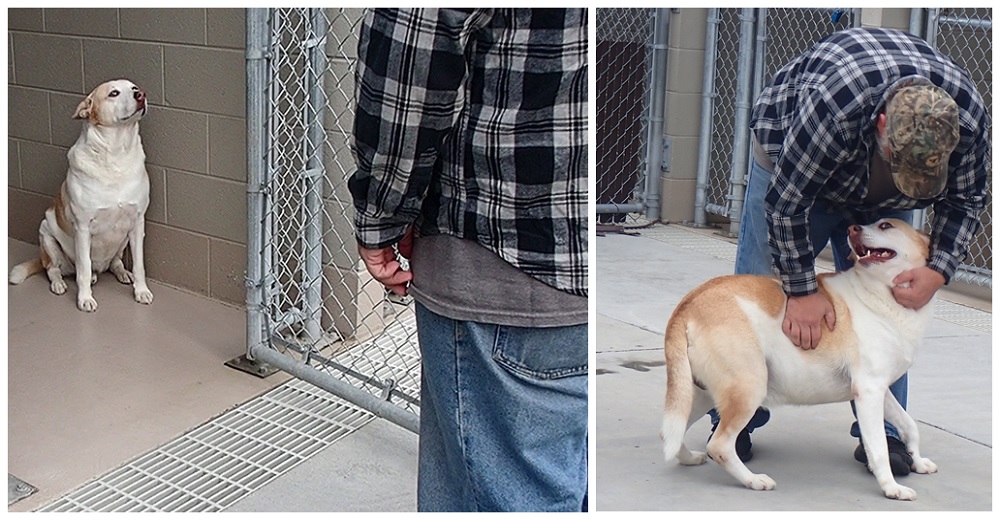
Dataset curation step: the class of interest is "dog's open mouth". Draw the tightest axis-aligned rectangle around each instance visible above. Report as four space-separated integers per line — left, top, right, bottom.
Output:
850 239 896 265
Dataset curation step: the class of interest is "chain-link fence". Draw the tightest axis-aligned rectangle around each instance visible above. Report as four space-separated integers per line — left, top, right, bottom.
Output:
246 8 420 433
596 8 656 224
696 8 991 286
924 8 992 286
700 8 858 232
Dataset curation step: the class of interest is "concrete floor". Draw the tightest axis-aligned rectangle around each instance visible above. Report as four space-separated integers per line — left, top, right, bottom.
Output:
8 220 992 512
595 223 992 511
7 237 419 512
6 238 289 511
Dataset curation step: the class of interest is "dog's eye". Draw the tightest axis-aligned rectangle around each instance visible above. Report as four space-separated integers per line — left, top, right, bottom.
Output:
108 90 120 98
878 222 894 230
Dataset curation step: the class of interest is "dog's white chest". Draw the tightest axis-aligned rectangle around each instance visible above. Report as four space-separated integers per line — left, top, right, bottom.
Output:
92 203 140 234
85 204 141 269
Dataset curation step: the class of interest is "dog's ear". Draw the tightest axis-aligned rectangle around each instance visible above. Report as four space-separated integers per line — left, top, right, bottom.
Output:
73 96 93 120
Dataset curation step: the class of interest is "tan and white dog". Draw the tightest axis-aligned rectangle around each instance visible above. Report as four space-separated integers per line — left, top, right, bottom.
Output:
660 218 937 500
9 79 153 312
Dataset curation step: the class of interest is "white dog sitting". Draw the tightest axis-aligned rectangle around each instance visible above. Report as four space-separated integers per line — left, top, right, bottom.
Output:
10 78 153 312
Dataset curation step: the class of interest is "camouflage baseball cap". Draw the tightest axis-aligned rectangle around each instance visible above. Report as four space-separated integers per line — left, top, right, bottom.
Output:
885 84 960 199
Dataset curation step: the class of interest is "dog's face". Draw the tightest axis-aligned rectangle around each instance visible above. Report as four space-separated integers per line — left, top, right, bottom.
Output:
73 79 147 126
848 218 931 283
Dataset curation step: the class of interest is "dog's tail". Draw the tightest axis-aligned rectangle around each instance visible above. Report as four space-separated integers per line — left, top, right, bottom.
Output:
660 313 695 462
10 258 44 285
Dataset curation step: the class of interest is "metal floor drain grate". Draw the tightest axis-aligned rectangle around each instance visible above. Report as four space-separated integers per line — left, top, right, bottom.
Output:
36 379 376 512
642 223 991 335
932 299 992 334
641 224 739 262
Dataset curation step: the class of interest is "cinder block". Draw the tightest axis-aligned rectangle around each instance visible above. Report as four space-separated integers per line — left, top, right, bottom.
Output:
210 238 247 306
166 170 247 243
11 33 82 92
143 221 211 294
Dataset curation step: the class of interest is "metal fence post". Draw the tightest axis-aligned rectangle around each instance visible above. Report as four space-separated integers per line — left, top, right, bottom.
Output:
693 8 719 228
302 8 328 343
245 8 268 365
726 8 757 237
642 8 669 222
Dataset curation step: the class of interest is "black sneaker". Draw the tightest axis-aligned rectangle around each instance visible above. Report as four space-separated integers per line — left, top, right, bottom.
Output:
707 408 770 463
708 422 754 462
854 437 913 476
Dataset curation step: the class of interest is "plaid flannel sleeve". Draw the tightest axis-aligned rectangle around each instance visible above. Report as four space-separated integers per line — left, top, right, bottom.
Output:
765 87 854 297
927 104 990 283
349 9 489 249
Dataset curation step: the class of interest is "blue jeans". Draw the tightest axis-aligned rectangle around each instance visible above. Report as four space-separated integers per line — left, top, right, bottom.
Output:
414 302 588 512
732 158 909 441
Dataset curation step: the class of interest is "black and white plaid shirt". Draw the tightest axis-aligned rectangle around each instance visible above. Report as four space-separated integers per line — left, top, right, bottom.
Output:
751 27 990 296
349 8 588 297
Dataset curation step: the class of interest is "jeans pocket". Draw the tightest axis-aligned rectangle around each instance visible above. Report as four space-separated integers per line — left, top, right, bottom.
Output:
491 324 588 380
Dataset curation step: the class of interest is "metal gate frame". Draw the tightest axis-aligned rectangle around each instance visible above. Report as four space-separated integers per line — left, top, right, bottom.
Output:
244 8 419 433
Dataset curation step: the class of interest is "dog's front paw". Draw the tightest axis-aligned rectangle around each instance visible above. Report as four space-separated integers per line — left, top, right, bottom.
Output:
912 457 937 474
744 474 776 491
78 296 98 312
882 483 917 500
50 279 67 295
135 287 154 305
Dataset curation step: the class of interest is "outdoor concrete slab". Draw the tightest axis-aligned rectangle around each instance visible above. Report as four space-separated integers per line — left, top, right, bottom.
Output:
595 226 992 511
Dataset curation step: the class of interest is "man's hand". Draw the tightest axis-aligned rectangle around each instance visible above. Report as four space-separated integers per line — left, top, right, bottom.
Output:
357 228 414 296
892 266 945 310
783 292 836 350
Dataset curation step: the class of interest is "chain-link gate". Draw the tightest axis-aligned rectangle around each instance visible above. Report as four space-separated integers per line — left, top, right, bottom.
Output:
245 8 420 433
596 8 664 224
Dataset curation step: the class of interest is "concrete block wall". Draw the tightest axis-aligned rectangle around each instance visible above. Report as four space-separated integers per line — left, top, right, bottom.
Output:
659 9 709 224
8 8 248 306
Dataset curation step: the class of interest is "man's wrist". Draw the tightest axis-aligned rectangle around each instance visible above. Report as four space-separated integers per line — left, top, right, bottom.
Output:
781 270 818 297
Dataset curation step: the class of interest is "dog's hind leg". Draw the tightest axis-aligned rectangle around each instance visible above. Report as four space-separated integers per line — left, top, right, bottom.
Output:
708 389 775 491
109 243 134 284
39 221 70 295
675 388 715 465
884 390 937 475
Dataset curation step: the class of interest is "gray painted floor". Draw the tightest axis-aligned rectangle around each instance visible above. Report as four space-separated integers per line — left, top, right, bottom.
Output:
595 224 992 511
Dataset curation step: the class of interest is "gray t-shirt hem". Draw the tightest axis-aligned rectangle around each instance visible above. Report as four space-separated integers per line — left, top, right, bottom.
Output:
409 234 588 328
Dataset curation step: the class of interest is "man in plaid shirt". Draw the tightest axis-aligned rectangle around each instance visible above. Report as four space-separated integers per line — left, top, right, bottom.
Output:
722 27 989 472
349 9 588 512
